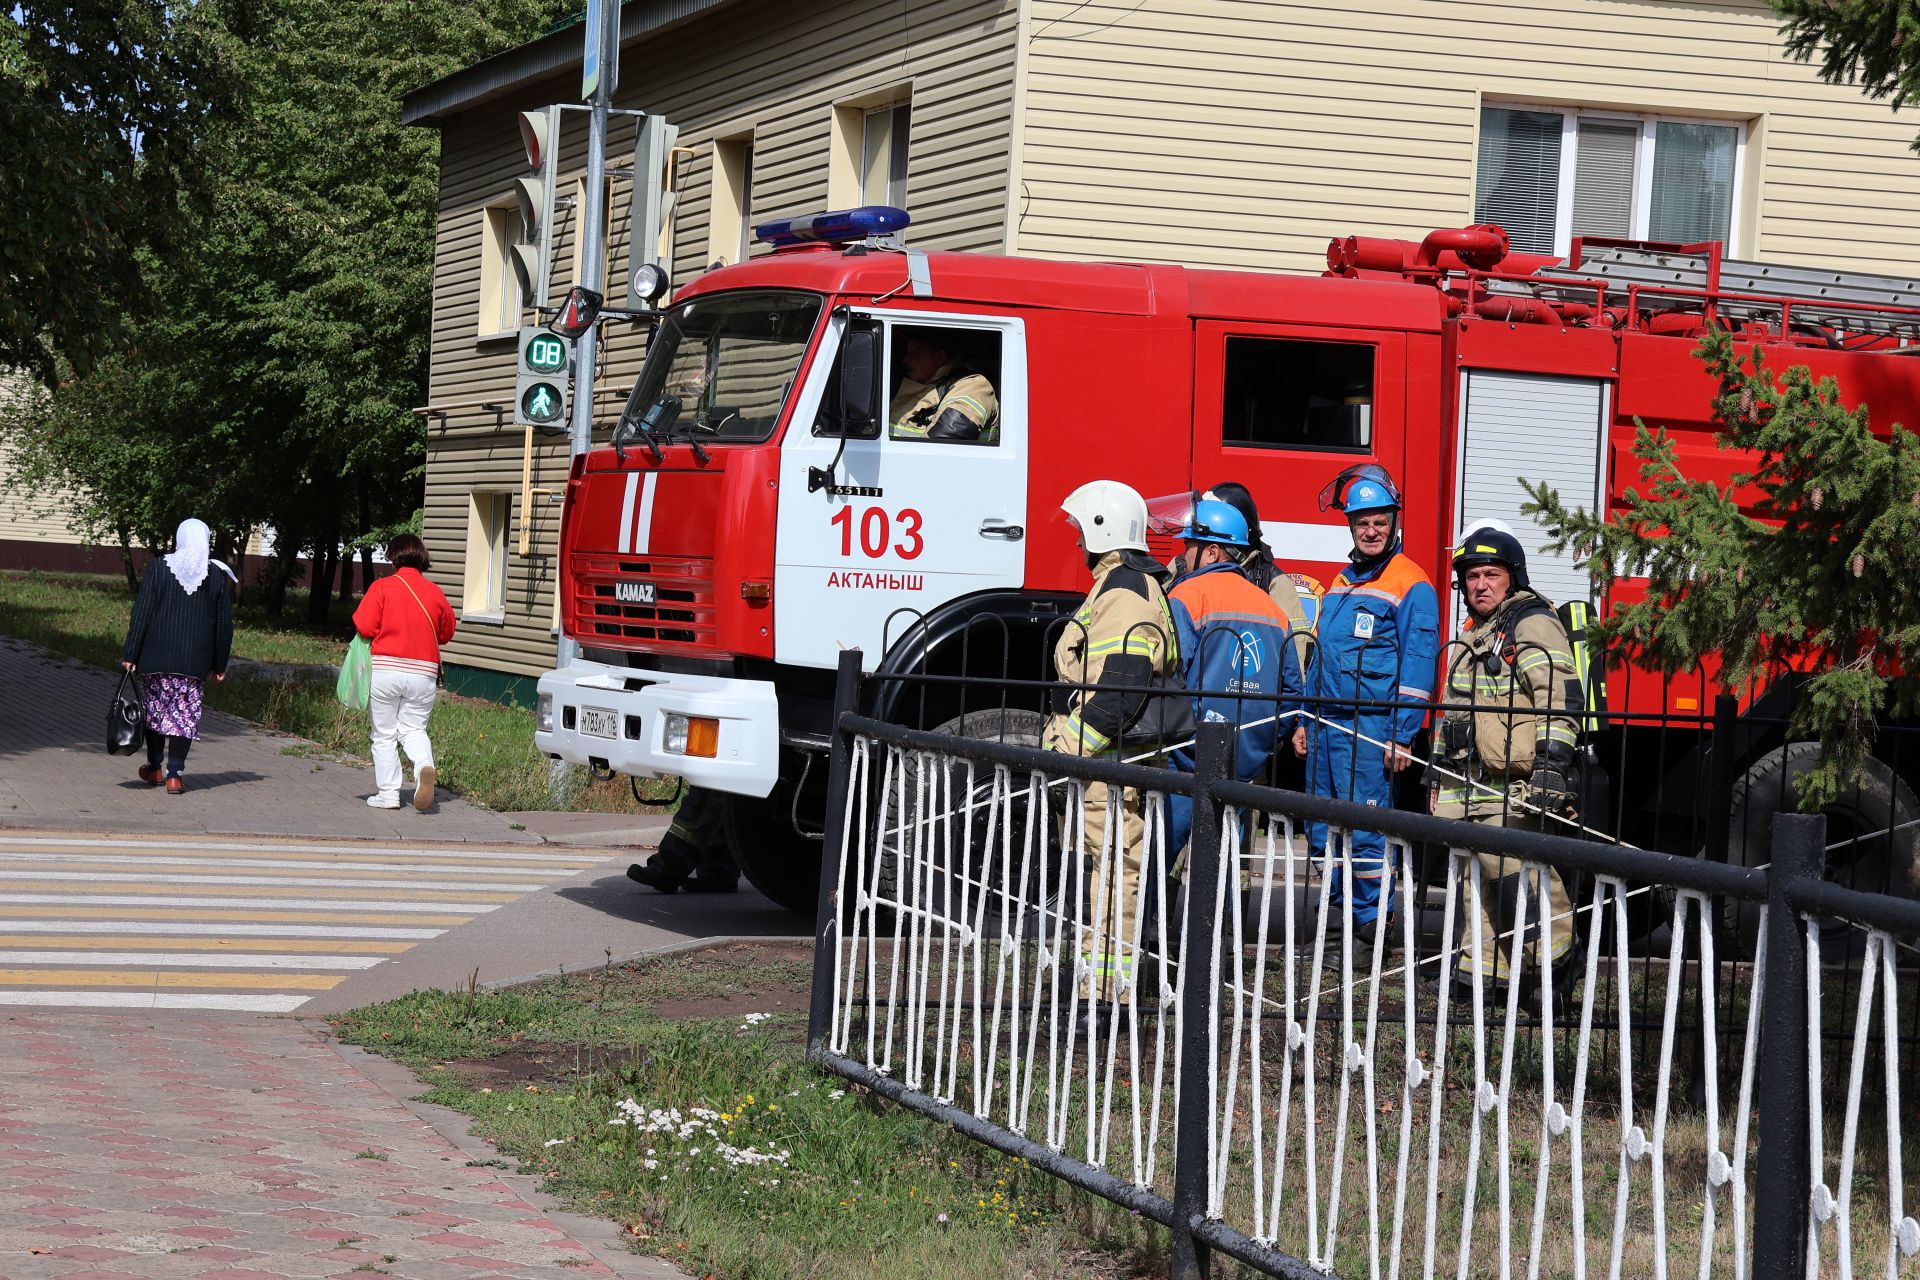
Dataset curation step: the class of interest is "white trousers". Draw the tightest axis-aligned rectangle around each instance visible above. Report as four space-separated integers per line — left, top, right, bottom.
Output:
369 669 437 799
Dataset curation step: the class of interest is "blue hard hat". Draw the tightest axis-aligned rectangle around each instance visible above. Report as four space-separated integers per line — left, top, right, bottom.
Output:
1179 499 1250 548
1318 463 1403 515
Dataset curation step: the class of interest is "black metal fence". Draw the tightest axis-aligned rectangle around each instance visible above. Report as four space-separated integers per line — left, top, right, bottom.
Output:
805 647 1920 1279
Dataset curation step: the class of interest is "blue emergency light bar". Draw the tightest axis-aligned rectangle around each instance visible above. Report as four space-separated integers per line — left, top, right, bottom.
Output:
754 205 911 247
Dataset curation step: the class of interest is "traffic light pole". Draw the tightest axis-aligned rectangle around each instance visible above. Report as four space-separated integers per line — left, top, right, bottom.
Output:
555 0 618 672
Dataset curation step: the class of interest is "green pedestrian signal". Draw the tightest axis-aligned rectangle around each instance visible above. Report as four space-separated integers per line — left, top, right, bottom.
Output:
522 381 565 424
514 325 572 433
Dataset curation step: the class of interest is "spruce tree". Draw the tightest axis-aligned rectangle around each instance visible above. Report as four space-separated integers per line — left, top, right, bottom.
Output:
1772 1 1920 142
1524 328 1920 807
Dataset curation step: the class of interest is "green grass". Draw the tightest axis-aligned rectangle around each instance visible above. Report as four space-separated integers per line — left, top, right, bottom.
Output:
0 568 355 666
0 569 673 813
332 947 1165 1280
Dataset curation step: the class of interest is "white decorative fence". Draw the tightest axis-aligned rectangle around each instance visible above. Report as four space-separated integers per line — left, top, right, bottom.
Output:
803 657 1920 1280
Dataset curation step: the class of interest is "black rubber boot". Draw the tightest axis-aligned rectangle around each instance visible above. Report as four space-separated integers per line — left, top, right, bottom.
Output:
627 858 684 893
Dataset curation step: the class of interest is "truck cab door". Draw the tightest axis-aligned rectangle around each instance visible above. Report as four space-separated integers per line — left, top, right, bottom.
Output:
1189 322 1409 585
774 308 1029 671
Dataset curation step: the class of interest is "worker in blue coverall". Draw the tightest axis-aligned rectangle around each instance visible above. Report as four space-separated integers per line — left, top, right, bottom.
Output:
1161 500 1303 862
1288 464 1439 944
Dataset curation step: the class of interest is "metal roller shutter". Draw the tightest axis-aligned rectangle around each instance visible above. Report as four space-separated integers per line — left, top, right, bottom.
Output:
1453 371 1608 619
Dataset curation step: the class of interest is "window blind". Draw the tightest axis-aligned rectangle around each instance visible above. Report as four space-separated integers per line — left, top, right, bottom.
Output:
1571 120 1638 240
1650 121 1737 244
1474 107 1563 255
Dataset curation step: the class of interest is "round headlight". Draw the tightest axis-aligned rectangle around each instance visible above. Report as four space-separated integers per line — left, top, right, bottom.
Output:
631 261 669 303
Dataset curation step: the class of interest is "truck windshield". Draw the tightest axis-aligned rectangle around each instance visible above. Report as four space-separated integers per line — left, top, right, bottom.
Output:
617 290 823 445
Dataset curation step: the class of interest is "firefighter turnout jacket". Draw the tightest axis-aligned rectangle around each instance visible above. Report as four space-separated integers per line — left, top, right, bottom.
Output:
1433 589 1581 821
888 362 999 443
1046 549 1176 756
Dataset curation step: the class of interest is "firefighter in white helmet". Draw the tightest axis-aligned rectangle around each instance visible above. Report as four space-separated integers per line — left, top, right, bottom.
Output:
1047 479 1178 1006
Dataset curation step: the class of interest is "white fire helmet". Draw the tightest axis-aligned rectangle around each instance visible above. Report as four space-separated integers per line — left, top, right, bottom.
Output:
1061 480 1149 555
1455 516 1516 545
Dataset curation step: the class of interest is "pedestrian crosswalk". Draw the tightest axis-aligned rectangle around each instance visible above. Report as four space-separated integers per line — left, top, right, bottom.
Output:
0 834 604 1012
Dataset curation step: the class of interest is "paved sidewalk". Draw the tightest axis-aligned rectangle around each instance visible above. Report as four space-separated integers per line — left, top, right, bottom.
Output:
0 638 532 843
0 1012 682 1279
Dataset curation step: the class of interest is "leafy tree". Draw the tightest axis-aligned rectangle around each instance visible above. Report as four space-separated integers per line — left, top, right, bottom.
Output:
1 0 248 384
1524 328 1920 806
4 0 570 615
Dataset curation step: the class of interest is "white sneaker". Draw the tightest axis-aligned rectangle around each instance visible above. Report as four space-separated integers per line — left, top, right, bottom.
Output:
366 793 401 810
413 764 436 812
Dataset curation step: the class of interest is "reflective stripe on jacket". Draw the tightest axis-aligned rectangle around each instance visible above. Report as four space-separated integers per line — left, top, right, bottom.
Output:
1167 560 1301 781
1307 551 1439 744
1434 589 1580 818
1045 549 1175 756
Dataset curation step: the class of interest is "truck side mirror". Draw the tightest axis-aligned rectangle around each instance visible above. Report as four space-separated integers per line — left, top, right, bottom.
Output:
838 325 881 437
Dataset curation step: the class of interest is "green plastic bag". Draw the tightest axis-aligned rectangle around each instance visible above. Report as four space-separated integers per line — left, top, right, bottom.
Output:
336 634 372 710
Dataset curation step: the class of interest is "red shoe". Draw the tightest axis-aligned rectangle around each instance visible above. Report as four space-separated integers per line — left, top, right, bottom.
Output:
165 776 185 795
138 765 164 786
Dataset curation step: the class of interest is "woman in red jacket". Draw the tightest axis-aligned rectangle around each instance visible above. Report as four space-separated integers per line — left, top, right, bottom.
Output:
352 535 458 810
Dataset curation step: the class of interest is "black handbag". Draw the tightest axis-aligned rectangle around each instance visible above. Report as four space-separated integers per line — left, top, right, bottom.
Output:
107 669 144 755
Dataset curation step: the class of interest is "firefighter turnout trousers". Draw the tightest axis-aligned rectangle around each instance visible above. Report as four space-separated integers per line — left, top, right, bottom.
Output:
1434 810 1576 984
1044 548 1176 1005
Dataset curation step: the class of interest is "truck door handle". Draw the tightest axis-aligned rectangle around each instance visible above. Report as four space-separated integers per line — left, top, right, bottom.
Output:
978 520 1025 541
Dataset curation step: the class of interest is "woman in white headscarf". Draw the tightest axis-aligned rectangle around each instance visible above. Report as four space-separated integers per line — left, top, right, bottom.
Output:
121 518 234 794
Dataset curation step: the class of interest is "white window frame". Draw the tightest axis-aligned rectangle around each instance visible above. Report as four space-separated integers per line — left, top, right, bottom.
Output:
1487 103 1747 256
860 101 909 208
463 490 511 621
706 133 753 267
478 205 524 340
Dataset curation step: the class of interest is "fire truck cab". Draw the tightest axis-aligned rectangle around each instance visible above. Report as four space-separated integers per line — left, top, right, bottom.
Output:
536 207 1920 911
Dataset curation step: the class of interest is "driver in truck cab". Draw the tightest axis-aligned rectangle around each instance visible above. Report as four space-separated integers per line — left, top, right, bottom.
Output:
1046 480 1177 1008
887 328 999 443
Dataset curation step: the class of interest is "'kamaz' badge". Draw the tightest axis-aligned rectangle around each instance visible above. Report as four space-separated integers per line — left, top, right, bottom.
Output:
614 581 656 604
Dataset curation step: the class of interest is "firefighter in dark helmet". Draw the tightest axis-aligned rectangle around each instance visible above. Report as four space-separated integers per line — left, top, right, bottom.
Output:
1431 526 1578 990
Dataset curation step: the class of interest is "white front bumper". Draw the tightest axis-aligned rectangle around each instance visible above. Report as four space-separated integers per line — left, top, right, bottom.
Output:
534 661 780 799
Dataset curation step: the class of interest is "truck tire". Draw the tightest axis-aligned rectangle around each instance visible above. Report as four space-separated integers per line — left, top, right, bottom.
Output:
870 708 1060 932
1725 742 1920 959
722 772 822 915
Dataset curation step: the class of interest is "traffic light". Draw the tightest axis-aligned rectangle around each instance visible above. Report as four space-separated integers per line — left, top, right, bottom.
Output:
513 105 561 311
515 325 571 435
625 113 680 310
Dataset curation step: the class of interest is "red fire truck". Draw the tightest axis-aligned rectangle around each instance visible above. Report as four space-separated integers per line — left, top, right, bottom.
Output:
535 208 1920 911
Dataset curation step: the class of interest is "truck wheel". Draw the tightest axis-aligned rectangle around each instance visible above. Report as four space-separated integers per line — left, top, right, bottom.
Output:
722 773 822 915
1725 742 1920 959
870 708 1059 931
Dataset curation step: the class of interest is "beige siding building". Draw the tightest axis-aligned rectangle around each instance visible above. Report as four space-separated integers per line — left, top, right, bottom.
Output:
405 0 1920 692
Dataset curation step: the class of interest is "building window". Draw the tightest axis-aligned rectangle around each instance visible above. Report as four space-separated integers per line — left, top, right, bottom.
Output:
1474 105 1741 256
463 491 510 617
707 134 753 267
479 206 524 336
861 102 910 207
1220 338 1374 453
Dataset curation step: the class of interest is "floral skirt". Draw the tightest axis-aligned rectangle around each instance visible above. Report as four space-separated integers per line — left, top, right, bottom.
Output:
143 675 206 740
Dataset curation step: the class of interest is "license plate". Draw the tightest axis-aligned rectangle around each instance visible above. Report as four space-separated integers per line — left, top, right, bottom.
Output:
579 706 619 739
614 581 656 604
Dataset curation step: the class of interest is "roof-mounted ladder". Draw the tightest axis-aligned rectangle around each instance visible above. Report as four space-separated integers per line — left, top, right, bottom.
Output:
1504 240 1920 340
